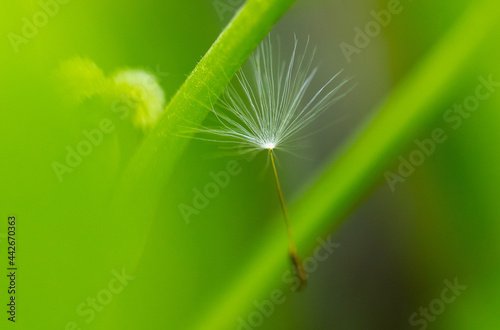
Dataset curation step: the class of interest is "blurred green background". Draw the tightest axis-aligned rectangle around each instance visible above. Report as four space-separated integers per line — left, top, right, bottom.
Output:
1 0 500 329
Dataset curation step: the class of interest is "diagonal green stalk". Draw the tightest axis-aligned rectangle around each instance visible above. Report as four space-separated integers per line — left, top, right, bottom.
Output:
293 0 500 246
106 0 297 265
115 0 297 208
192 0 500 328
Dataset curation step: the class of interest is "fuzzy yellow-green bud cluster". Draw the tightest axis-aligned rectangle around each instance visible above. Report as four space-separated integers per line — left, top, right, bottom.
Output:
55 57 165 131
112 69 165 130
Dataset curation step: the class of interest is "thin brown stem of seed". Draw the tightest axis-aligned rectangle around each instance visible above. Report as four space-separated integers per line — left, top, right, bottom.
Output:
269 149 307 289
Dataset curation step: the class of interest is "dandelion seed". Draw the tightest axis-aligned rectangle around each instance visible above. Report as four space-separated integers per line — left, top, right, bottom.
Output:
200 35 350 288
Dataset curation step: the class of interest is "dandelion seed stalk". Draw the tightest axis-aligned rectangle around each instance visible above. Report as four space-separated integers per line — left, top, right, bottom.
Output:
198 36 348 288
269 148 307 287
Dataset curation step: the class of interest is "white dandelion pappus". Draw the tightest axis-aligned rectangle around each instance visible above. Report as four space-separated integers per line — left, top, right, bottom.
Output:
200 35 349 155
200 36 349 288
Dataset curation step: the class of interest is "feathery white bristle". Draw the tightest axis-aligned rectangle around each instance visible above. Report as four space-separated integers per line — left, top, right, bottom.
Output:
198 35 349 154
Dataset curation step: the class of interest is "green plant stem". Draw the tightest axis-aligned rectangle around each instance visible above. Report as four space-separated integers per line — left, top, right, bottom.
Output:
106 0 297 266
